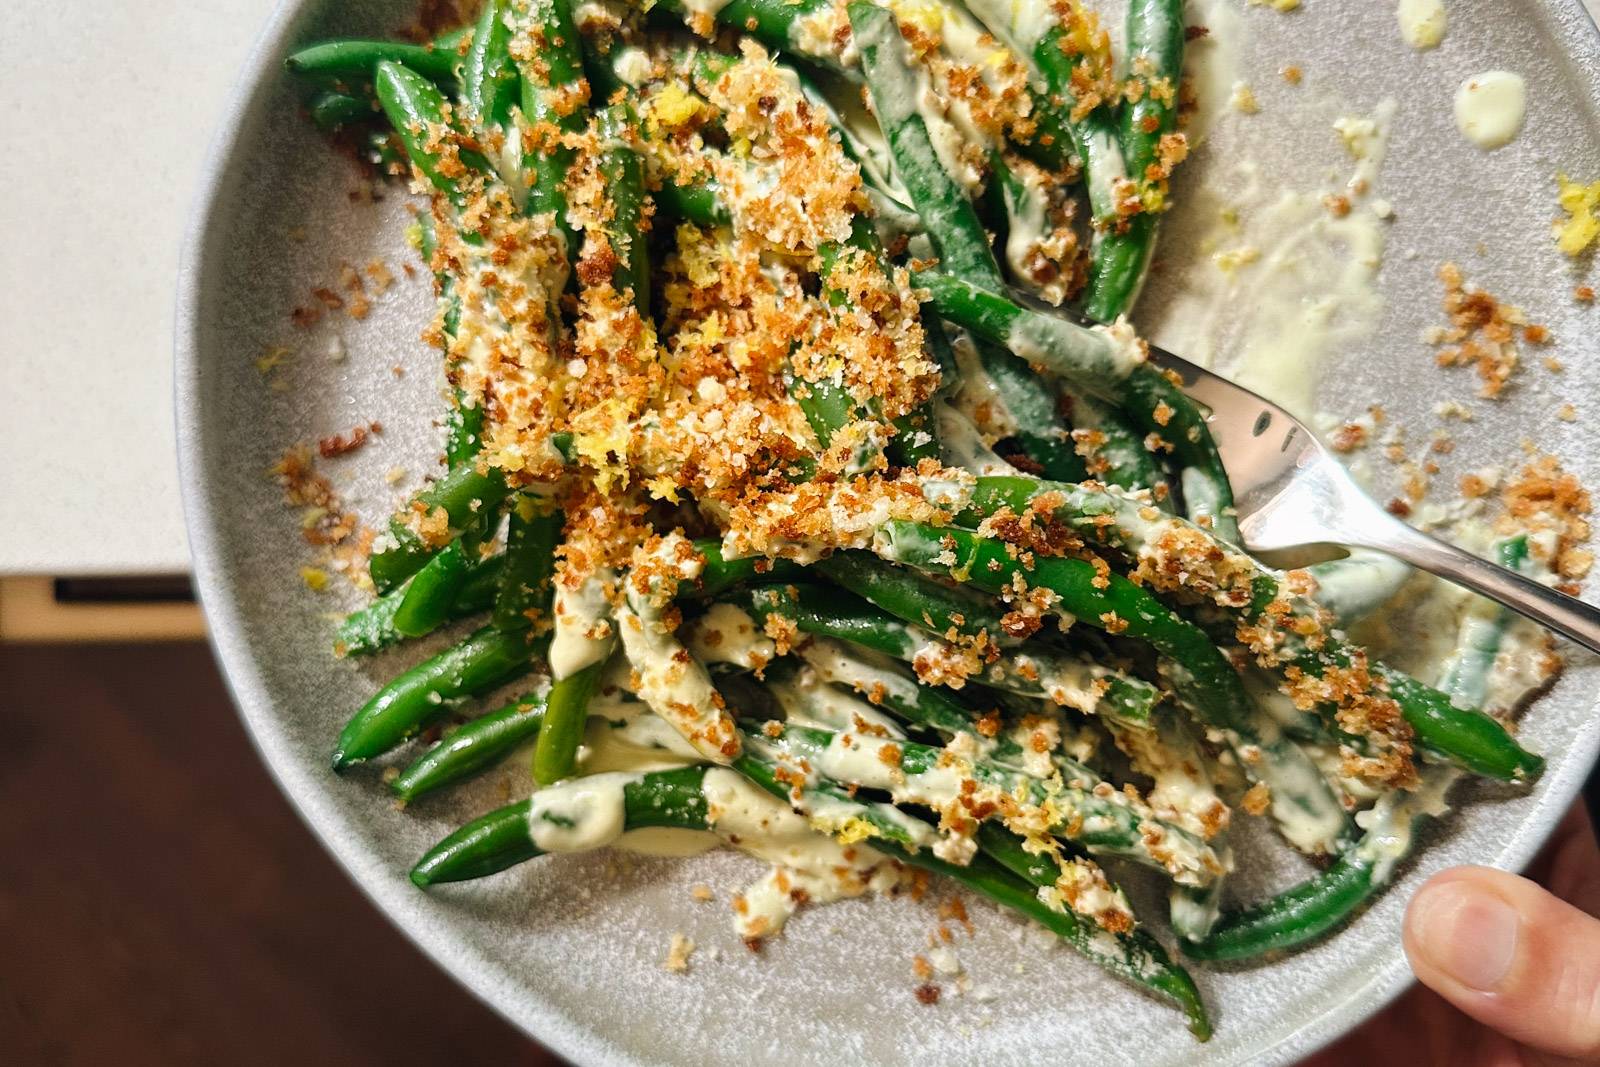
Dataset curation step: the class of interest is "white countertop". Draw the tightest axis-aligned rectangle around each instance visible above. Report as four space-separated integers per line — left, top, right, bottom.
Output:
1 0 1597 578
1 0 278 576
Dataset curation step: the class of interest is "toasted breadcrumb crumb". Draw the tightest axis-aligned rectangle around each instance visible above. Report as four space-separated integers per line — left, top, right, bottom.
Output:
1430 263 1548 399
663 933 695 973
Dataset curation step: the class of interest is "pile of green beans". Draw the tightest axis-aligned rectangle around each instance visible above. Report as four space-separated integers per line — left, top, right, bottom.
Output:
283 0 1557 1042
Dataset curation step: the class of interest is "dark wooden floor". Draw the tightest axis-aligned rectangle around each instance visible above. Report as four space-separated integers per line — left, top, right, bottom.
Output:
0 642 563 1066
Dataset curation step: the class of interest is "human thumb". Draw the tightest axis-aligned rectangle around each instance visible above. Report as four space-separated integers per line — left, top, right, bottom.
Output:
1404 865 1600 1063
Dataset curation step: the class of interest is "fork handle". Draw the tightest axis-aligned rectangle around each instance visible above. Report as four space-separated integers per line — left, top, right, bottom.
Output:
1370 524 1600 656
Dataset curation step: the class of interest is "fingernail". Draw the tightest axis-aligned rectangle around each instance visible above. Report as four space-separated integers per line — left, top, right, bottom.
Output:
1409 881 1520 992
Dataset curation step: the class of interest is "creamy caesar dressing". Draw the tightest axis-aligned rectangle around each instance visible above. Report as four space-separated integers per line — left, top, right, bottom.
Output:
699 768 908 938
957 0 1056 75
937 401 1022 476
522 764 905 936
580 698 707 773
890 0 1010 190
948 331 1021 439
1454 71 1526 150
1349 521 1556 717
615 535 740 763
1306 549 1415 626
792 638 926 732
682 602 777 670
1109 715 1230 843
1005 315 1139 383
550 568 617 679
1147 100 1396 420
1354 767 1458 884
1482 614 1555 717
528 771 632 852
1036 858 1136 926
1179 0 1245 148
611 45 654 86
1006 651 1115 717
803 73 907 202
615 828 722 857
1396 0 1447 49
767 667 908 737
1221 722 1351 856
1000 165 1053 297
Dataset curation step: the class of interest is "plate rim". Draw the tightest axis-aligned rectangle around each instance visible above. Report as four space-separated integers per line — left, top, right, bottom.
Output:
173 1 1600 1063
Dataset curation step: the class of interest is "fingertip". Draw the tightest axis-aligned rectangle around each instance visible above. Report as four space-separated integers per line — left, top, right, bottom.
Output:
1403 868 1519 993
1404 865 1600 1061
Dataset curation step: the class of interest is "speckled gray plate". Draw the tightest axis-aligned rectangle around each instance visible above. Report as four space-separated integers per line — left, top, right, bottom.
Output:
176 1 1600 1063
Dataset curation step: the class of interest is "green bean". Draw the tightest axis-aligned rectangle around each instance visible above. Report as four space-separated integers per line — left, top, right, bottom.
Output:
812 550 1018 645
916 270 1118 374
877 522 1242 729
596 103 650 314
914 271 1231 527
789 219 891 469
533 660 605 785
1109 709 1231 938
851 2 1003 291
731 752 1210 1037
851 7 1085 481
969 823 1211 1039
788 369 861 452
373 61 492 209
1306 550 1413 627
368 461 510 593
308 90 373 131
410 766 712 885
963 474 1545 783
733 748 942 850
333 626 537 769
1436 537 1530 709
785 638 977 738
794 639 1098 782
736 581 1160 722
751 721 1222 883
959 0 1124 196
519 100 649 776
670 0 1078 172
1186 769 1458 960
414 211 482 470
411 798 542 885
974 341 1090 482
880 520 1351 852
393 539 475 639
286 38 465 86
1081 0 1185 322
336 553 503 657
392 696 545 802
653 0 833 62
690 542 805 597
979 160 1152 491
1070 390 1172 504
513 0 589 249
460 0 518 129
653 176 730 226
492 497 562 632
887 312 958 468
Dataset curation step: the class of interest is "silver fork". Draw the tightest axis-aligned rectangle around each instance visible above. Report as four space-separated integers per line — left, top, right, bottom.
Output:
1146 346 1600 655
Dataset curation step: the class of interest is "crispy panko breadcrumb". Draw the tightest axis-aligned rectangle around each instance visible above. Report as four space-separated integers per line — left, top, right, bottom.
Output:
1429 262 1548 399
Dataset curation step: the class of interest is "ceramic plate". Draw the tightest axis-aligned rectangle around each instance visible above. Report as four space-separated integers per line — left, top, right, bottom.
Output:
177 1 1600 1062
